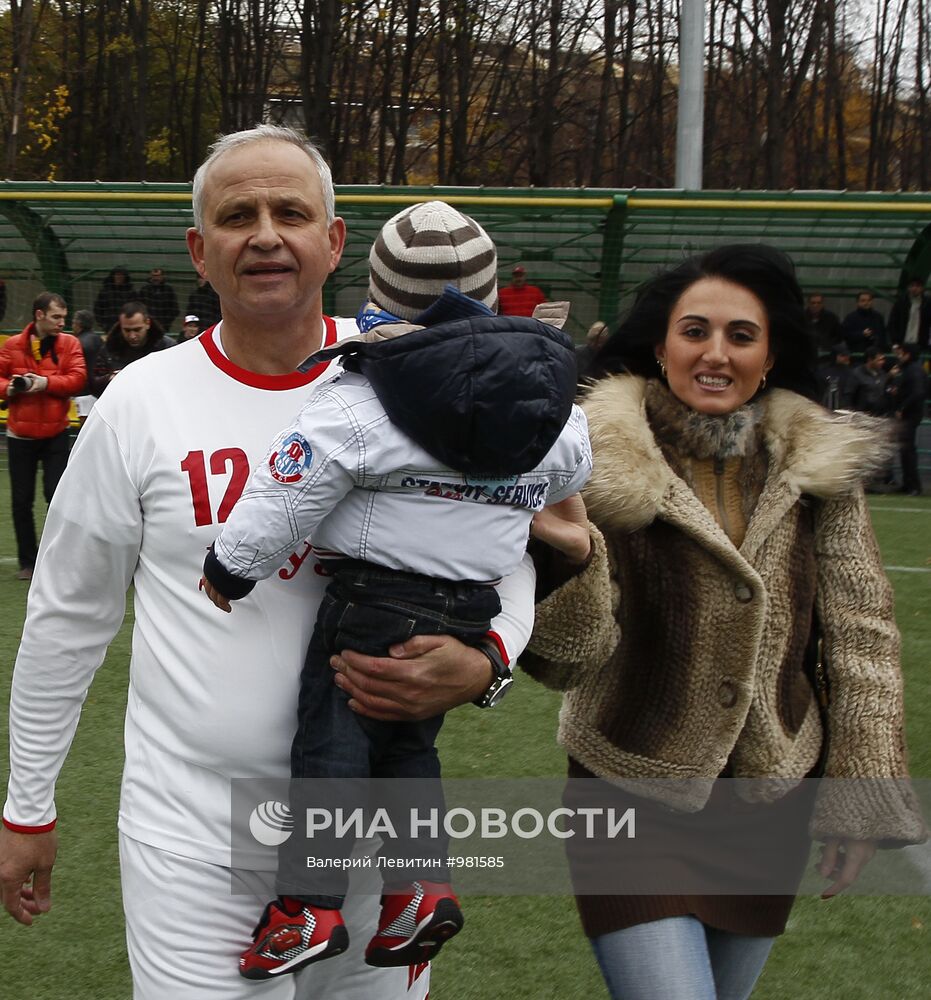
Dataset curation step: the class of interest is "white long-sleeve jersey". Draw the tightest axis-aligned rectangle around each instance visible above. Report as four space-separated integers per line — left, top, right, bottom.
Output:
214 369 592 586
3 322 537 869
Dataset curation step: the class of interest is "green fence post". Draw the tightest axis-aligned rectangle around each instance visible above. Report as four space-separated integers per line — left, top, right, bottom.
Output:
597 193 628 322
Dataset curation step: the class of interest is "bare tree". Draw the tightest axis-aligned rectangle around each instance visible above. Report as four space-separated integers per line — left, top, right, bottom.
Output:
866 0 910 188
916 0 930 187
3 0 49 177
298 0 340 155
217 0 285 132
588 1 618 186
2 0 931 190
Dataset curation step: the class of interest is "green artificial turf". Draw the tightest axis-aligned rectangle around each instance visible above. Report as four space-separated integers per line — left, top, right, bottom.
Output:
0 512 133 998
0 465 928 998
435 494 931 999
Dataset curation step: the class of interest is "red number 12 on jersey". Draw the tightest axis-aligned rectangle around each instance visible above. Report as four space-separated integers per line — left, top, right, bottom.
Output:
180 449 250 526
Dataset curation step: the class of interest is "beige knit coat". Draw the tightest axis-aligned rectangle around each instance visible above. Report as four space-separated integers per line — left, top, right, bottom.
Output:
524 376 926 845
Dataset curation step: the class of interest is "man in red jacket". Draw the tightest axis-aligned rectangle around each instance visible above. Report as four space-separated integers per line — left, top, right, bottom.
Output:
0 292 85 580
497 265 547 317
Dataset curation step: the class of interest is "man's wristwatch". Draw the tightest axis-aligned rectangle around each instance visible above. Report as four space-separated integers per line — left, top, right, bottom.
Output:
472 640 514 708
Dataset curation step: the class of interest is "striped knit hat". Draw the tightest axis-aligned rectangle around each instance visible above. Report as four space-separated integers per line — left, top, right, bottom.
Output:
368 201 498 320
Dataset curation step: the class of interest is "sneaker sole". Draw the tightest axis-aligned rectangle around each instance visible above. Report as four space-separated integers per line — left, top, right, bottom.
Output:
240 924 350 980
365 899 463 968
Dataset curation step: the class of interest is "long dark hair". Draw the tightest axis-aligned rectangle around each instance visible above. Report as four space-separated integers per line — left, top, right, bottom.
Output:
591 244 820 401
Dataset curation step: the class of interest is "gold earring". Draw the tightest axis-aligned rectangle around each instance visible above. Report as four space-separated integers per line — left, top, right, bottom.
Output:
658 358 667 379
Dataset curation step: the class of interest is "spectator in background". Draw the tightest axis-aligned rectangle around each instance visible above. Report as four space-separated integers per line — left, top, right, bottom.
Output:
850 347 890 416
0 278 6 325
888 278 931 350
0 292 85 580
851 348 896 491
841 291 887 354
498 264 546 317
576 320 610 383
138 267 180 332
93 266 136 332
186 274 222 329
816 344 856 410
891 342 928 496
178 314 202 342
804 292 842 354
71 309 103 425
91 301 174 396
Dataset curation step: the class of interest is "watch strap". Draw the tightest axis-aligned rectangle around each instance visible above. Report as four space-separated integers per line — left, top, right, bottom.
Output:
473 640 513 708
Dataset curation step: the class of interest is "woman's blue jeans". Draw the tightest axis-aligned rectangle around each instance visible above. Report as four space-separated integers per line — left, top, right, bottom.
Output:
591 916 775 1000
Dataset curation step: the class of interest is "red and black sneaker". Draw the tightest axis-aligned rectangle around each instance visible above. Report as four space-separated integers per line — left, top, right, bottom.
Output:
239 897 349 980
365 881 463 968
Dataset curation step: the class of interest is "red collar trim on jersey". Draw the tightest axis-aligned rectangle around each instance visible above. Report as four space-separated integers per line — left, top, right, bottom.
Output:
199 317 338 389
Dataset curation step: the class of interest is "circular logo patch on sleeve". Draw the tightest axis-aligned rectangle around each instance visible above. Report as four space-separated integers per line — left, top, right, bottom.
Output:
269 432 313 484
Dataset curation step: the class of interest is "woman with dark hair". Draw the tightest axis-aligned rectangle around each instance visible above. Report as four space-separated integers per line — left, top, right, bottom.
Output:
93 266 136 332
524 244 925 999
588 244 819 399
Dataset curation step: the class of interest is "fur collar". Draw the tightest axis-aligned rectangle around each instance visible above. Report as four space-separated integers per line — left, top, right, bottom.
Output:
644 379 763 459
582 376 891 532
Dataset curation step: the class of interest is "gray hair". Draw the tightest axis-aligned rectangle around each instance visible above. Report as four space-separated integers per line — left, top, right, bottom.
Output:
191 124 336 231
72 309 96 332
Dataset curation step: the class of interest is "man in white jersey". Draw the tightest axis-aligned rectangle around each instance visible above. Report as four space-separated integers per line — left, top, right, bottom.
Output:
0 125 535 999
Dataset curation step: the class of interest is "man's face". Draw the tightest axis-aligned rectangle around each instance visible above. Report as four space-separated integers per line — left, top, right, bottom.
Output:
807 295 823 315
908 281 923 300
34 303 67 337
511 269 526 288
867 354 885 372
182 321 200 339
186 140 346 323
121 312 151 347
149 269 164 285
857 293 873 310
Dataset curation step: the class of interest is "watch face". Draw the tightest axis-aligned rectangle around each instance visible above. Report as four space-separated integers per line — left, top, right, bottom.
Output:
473 644 513 708
484 674 514 707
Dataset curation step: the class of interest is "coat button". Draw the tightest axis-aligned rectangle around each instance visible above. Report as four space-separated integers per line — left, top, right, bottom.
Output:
718 680 738 708
734 583 753 603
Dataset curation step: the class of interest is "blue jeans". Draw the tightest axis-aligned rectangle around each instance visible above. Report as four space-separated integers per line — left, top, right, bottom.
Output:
591 916 774 1000
277 559 500 905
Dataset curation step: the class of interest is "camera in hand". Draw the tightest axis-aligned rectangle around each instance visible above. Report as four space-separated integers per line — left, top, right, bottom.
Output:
1 374 30 409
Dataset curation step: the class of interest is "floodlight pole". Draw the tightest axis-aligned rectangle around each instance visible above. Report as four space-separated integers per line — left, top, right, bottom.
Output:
675 0 705 190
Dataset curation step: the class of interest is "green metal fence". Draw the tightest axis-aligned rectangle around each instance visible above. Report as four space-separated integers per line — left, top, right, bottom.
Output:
2 183 931 338
1 183 929 483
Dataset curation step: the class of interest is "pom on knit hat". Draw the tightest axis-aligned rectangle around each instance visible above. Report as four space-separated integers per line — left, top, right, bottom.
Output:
368 201 498 321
